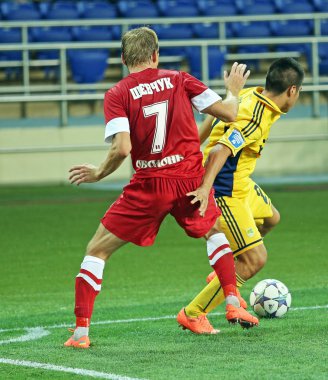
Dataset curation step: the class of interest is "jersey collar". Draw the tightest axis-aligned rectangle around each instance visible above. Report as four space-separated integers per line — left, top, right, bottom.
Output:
253 87 285 114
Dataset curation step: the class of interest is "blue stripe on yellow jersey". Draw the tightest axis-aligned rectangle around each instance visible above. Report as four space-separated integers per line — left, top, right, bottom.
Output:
203 87 284 198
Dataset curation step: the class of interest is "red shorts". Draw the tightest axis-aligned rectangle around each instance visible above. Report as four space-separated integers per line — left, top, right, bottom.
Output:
101 176 221 246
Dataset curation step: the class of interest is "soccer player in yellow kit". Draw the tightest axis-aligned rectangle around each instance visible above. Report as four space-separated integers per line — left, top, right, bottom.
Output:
177 58 304 333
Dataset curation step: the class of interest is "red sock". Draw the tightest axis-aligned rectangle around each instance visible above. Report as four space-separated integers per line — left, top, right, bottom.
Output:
207 233 237 297
74 256 105 326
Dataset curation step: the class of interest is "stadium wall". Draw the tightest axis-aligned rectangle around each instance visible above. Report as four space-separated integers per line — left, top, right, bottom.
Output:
0 117 327 185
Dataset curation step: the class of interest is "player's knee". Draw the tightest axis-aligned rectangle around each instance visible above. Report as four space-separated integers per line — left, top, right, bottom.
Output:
238 245 267 277
204 216 227 239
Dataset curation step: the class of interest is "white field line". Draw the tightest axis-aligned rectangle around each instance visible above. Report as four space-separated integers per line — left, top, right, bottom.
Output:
0 304 327 334
0 328 49 345
0 358 145 380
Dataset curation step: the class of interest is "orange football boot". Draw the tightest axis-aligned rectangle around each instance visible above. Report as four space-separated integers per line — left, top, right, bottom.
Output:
177 308 220 334
225 304 259 329
64 329 90 349
206 271 248 309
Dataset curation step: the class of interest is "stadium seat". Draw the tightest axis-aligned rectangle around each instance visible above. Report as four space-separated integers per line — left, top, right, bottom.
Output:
304 43 328 73
72 26 112 55
186 46 226 79
197 0 238 16
69 50 109 84
73 26 112 42
2 2 40 21
236 0 276 15
319 59 328 75
232 20 272 68
233 21 272 38
153 24 194 40
321 20 328 35
46 2 79 20
313 0 328 12
270 20 313 37
274 0 314 13
117 0 159 18
77 2 120 40
0 27 22 79
275 43 310 58
158 0 199 17
192 23 219 39
152 24 193 69
236 45 269 71
79 1 117 18
33 28 73 78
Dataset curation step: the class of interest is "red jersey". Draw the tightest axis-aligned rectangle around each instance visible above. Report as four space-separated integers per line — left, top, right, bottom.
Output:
104 68 221 179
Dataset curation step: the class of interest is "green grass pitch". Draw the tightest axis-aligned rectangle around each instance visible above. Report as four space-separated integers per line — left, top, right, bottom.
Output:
0 184 327 379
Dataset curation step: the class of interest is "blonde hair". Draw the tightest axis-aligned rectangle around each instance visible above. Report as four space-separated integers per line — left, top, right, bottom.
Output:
121 27 159 68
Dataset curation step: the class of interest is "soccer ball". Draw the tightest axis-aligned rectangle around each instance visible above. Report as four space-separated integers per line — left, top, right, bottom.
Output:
249 279 292 318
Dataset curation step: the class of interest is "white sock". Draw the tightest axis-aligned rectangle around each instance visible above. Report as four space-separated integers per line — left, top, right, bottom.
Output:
74 327 89 340
226 295 240 307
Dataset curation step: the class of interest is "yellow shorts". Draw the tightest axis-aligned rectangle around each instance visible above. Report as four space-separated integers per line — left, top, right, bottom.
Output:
216 181 273 257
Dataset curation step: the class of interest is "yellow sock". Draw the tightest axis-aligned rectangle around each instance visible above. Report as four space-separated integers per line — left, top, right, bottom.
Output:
185 273 246 318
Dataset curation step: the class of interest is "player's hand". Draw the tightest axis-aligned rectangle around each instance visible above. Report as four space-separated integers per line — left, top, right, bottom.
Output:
186 186 210 217
69 164 100 185
224 62 250 97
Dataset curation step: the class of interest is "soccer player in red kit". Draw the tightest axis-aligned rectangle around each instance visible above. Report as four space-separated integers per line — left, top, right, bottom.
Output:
65 27 258 348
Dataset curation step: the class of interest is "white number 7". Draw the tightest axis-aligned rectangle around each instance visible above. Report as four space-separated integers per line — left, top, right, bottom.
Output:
143 100 168 154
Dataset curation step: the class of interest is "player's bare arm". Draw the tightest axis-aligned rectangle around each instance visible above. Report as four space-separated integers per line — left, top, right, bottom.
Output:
198 115 215 144
69 132 131 185
187 143 231 217
202 62 250 123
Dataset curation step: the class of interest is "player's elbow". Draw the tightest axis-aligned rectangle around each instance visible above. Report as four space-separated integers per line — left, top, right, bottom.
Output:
117 141 132 158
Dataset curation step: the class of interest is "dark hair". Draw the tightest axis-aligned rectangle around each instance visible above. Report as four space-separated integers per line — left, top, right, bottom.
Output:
265 58 304 95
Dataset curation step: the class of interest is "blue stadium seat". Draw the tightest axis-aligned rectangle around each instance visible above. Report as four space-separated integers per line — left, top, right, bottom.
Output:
233 21 272 38
2 2 40 21
313 0 328 12
154 24 194 39
275 43 310 56
236 0 276 15
274 0 314 13
186 46 226 79
46 2 79 20
0 27 23 79
76 2 120 40
158 0 199 17
69 50 109 84
118 0 159 18
197 0 238 16
152 24 193 69
193 22 234 39
237 45 269 71
306 43 328 74
270 20 313 36
72 26 112 55
33 28 73 78
321 20 328 35
79 1 117 18
73 26 112 42
319 60 328 75
193 23 219 39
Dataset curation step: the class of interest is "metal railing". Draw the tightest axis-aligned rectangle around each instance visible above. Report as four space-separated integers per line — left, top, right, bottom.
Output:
0 13 328 126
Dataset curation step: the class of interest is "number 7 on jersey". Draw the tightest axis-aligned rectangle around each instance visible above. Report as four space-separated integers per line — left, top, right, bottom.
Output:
143 100 168 154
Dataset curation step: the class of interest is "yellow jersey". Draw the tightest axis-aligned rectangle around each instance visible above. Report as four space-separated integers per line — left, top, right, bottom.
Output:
203 87 284 198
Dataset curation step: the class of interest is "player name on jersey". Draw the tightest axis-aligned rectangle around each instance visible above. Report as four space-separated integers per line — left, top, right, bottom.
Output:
136 154 184 169
130 77 174 100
